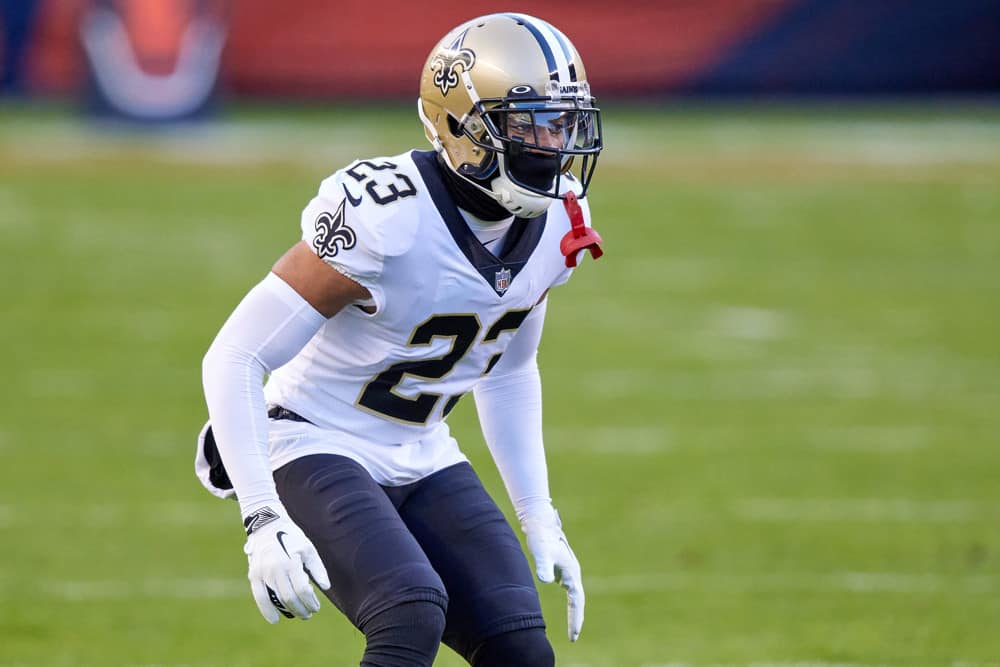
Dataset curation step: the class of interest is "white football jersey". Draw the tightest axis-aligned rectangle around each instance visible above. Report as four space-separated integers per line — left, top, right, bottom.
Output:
262 150 591 484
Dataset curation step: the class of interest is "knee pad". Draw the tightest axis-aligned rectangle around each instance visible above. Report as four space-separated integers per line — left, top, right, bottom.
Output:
361 600 447 667
470 628 555 667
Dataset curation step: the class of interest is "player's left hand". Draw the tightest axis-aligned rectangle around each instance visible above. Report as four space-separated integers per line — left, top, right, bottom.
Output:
521 505 585 642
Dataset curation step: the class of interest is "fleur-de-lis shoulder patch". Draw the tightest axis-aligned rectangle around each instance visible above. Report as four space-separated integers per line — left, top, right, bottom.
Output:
312 199 357 259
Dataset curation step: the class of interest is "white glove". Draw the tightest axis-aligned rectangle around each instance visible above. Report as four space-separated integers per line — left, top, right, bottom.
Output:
242 505 331 624
521 505 585 642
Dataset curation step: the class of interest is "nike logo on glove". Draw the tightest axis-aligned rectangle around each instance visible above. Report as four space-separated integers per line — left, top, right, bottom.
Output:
276 531 291 558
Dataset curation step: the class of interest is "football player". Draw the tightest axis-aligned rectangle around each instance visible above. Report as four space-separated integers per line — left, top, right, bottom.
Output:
198 13 604 667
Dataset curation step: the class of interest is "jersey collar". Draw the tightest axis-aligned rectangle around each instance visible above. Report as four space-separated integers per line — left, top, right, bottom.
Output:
412 150 547 297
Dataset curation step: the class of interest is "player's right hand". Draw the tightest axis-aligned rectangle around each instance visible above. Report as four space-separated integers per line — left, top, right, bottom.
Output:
242 505 331 623
521 504 585 642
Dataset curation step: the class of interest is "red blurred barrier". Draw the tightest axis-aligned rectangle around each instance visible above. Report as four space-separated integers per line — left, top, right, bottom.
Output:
22 0 791 98
221 1 790 97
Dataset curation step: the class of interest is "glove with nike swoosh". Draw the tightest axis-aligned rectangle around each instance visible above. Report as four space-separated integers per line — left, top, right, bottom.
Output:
243 504 331 623
520 504 585 642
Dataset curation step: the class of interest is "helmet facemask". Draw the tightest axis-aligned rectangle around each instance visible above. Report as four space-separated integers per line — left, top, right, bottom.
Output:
456 92 600 217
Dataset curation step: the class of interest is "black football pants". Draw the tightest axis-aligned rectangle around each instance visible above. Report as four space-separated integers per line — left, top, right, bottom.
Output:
273 454 550 663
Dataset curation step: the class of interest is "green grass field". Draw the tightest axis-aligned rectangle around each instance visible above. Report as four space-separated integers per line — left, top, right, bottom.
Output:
1 101 999 667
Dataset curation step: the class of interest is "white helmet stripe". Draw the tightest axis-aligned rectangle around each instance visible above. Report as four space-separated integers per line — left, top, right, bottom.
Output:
532 19 576 83
509 13 573 84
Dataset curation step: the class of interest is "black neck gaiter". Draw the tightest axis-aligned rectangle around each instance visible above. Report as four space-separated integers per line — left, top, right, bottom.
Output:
436 155 513 222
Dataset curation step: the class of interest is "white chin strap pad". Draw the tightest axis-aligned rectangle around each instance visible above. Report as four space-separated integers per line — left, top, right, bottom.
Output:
491 174 551 218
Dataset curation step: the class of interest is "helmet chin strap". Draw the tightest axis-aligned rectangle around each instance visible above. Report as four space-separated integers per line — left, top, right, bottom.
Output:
490 151 555 218
490 173 551 218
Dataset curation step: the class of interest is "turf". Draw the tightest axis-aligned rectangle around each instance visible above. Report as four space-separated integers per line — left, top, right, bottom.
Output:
1 101 998 667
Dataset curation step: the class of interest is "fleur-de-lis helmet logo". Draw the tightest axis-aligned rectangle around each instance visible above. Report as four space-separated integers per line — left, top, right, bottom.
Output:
312 199 356 259
430 31 475 96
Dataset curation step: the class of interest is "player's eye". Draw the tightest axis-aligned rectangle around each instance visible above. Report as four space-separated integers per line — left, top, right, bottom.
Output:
508 121 534 135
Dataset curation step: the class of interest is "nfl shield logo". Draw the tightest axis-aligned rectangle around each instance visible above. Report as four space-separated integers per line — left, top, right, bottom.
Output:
494 267 512 294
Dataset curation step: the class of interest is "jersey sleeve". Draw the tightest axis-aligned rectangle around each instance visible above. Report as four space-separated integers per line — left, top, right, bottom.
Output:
300 169 387 311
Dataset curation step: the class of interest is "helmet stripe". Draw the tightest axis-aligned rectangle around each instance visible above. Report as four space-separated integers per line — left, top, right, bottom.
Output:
535 20 578 83
507 13 572 84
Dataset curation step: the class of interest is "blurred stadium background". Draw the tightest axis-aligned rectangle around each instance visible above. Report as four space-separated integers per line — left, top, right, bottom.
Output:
2 1 999 665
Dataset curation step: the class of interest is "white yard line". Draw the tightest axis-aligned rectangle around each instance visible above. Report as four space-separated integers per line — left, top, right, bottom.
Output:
606 118 1000 167
32 571 995 601
580 360 996 401
735 498 980 522
805 426 931 452
0 501 232 527
548 423 934 455
1 121 383 168
1 662 983 667
26 368 96 399
13 661 981 667
0 187 33 230
41 578 247 601
705 306 793 342
642 663 899 667
6 116 1000 169
587 572 995 595
547 425 672 454
642 663 897 667
641 663 1000 667
3 497 990 526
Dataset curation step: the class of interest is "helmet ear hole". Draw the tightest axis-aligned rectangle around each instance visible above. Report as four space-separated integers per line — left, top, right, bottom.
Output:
446 114 464 138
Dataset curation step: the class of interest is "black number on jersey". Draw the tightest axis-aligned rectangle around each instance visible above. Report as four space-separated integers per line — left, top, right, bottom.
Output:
345 160 418 206
357 309 532 424
357 315 479 424
481 309 531 375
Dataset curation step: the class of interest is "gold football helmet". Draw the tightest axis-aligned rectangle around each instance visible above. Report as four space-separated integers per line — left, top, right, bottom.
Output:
418 13 602 218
